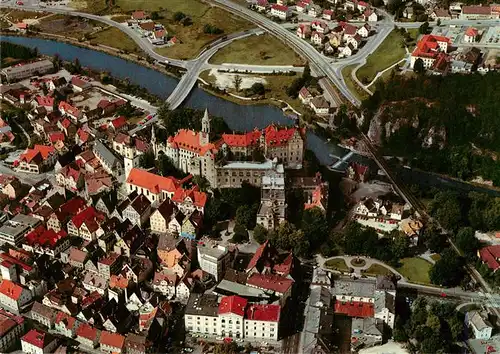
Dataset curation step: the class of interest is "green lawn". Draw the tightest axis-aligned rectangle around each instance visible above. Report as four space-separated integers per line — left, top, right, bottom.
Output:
341 65 369 101
356 30 406 84
90 27 140 52
209 34 304 66
362 264 393 277
325 258 349 272
396 257 432 285
116 0 209 15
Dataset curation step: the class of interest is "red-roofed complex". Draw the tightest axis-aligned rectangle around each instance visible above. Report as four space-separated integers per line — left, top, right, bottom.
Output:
47 197 87 233
23 225 70 256
126 168 189 203
411 34 451 69
478 245 500 271
171 186 208 214
464 27 479 43
21 329 58 353
67 206 106 242
18 145 56 174
59 101 83 122
334 300 375 318
219 295 248 317
0 279 32 312
246 241 294 277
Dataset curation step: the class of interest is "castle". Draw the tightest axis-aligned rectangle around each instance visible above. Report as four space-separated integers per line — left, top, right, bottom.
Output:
153 110 306 189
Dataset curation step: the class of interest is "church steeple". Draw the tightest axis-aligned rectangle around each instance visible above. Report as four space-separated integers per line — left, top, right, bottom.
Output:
200 108 210 145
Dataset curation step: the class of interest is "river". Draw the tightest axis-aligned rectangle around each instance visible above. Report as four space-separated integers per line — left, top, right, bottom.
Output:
2 36 348 166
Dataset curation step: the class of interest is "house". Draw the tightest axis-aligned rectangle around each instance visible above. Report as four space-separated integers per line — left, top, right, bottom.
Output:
58 101 83 122
82 271 108 295
347 33 362 50
467 310 493 340
357 0 368 11
2 178 25 200
357 23 370 38
410 34 451 69
114 225 146 258
125 168 186 204
0 309 24 352
151 29 167 44
122 194 152 227
54 312 80 338
131 10 146 21
93 140 123 177
328 32 343 47
125 334 151 354
67 207 106 242
478 245 500 272
150 200 178 234
296 24 311 39
403 4 413 19
460 6 497 20
48 77 67 92
68 247 88 269
430 8 451 20
100 331 125 353
21 329 58 354
342 23 358 40
464 27 478 43
296 1 308 13
309 96 330 115
97 252 121 279
355 198 378 217
56 162 85 192
247 273 294 305
0 118 15 143
152 271 178 299
181 211 203 240
197 245 231 281
308 5 322 17
270 4 291 19
298 87 313 104
244 303 280 340
256 0 269 12
17 145 57 174
311 31 325 45
311 21 329 34
31 301 57 328
171 186 207 215
23 225 70 257
364 9 378 22
322 9 334 20
76 323 100 348
71 76 90 92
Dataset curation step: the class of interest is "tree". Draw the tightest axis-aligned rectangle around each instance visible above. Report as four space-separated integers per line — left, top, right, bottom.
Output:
156 154 184 178
52 54 62 71
250 82 265 95
235 205 257 229
173 11 186 22
436 18 441 26
232 223 249 243
253 224 268 244
429 248 465 287
413 58 425 74
302 62 311 82
233 75 242 92
193 175 210 192
419 21 429 34
455 227 480 257
151 11 160 20
430 191 463 231
139 150 155 169
251 148 266 162
301 207 328 247
391 230 410 260
423 222 446 253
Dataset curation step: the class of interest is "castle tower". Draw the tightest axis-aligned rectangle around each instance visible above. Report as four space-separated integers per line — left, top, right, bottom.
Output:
199 108 210 146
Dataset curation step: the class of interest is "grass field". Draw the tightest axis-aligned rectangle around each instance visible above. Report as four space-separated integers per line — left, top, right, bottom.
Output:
116 0 208 14
356 30 406 84
210 34 304 66
325 258 349 272
362 264 393 277
4 10 46 22
341 65 369 101
396 257 432 285
90 27 140 52
38 14 96 40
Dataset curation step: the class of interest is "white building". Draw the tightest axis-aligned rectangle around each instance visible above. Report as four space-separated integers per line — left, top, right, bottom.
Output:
467 311 493 340
1 59 53 82
270 4 291 19
197 245 231 281
21 329 58 354
0 309 25 353
0 279 33 313
125 168 184 204
257 170 286 230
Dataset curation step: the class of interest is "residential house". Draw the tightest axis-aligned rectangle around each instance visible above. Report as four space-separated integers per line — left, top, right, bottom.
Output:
308 5 322 17
411 34 451 69
322 9 334 20
48 77 67 92
478 245 500 272
270 4 291 19
71 76 90 92
17 145 57 174
114 225 145 258
296 24 311 39
0 309 25 352
30 301 57 329
150 200 178 234
347 162 369 182
181 211 203 240
131 10 147 21
309 96 330 115
47 197 88 232
82 271 108 295
0 279 33 313
56 162 85 192
430 8 451 20
67 207 106 242
99 331 125 353
58 101 83 122
152 271 178 299
296 1 308 13
256 0 269 12
125 334 151 354
2 178 24 200
357 23 370 38
76 323 100 348
98 252 121 279
54 312 80 338
311 31 325 45
68 247 88 269
171 186 207 214
363 9 378 21
123 194 152 227
467 310 493 340
311 21 329 34
298 87 313 104
342 23 358 40
125 168 185 204
23 225 70 258
21 329 58 354
347 33 362 50
197 245 231 281
464 27 478 43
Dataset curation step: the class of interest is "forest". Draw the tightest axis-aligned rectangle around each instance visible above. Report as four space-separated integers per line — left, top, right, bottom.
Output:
363 72 500 185
1 41 38 67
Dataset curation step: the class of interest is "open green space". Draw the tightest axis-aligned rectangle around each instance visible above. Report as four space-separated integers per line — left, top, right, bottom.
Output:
362 264 393 277
396 257 432 285
325 258 349 272
341 65 369 101
116 0 209 14
209 34 304 66
90 27 140 52
355 30 406 84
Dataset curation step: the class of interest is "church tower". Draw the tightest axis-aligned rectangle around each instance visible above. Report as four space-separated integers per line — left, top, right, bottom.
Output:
199 108 210 146
151 124 156 157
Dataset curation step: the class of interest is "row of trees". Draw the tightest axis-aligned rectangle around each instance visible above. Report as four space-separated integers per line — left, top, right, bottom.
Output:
1 41 38 64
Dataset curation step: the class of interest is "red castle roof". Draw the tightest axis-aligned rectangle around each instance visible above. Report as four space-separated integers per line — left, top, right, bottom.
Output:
264 125 304 147
222 130 261 148
168 129 219 156
171 186 208 208
126 168 186 195
412 34 450 59
218 295 248 317
334 300 374 318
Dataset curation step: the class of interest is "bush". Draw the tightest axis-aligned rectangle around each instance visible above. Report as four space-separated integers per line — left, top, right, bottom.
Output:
232 223 249 243
173 11 186 22
203 24 224 35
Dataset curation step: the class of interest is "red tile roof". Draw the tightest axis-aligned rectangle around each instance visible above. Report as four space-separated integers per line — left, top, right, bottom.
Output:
35 95 54 107
99 331 125 349
59 101 81 118
76 323 99 340
61 118 71 129
20 145 55 163
171 186 208 208
71 76 88 88
0 280 24 301
247 273 294 294
25 225 68 247
222 130 261 148
126 168 183 194
0 310 24 337
334 300 374 318
111 116 127 129
271 4 288 11
218 295 248 317
132 10 146 20
462 5 491 15
0 253 33 272
245 304 280 322
479 245 500 271
22 329 55 349
273 252 293 276
246 240 270 271
70 206 105 232
465 27 478 37
49 132 65 144
323 9 334 15
264 125 304 147
55 312 77 329
77 128 90 144
53 197 87 222
412 34 450 59
168 129 219 156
